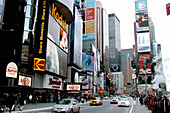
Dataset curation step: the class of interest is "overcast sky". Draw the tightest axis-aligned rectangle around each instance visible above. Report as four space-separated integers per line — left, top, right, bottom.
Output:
97 0 170 87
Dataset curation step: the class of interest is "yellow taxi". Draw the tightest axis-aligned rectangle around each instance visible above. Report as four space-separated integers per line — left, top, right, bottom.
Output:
90 97 103 105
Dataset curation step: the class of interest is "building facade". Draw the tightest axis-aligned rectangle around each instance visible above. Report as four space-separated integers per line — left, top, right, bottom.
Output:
108 13 121 72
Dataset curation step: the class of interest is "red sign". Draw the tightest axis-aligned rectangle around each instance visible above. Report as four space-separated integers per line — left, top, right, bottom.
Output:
138 54 151 70
86 8 95 20
166 3 170 16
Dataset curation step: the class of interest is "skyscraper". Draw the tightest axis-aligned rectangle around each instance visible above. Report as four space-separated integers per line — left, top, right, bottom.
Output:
108 13 121 72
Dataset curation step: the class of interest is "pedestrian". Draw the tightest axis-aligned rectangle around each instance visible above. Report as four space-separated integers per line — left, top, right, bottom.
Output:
29 94 33 103
18 95 24 111
35 96 38 105
139 96 143 106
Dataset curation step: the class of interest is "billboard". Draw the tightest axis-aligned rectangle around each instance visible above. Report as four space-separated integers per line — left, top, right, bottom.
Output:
45 38 67 77
73 7 82 66
34 0 49 59
138 54 151 71
137 32 151 53
83 0 96 40
135 0 148 12
82 53 94 72
136 12 149 32
43 74 62 90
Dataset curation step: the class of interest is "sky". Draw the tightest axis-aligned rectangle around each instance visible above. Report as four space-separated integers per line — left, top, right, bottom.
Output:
97 0 170 89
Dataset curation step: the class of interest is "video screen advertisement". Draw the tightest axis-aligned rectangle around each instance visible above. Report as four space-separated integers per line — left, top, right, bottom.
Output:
137 32 151 53
136 12 149 32
45 0 71 78
70 7 82 67
138 54 152 84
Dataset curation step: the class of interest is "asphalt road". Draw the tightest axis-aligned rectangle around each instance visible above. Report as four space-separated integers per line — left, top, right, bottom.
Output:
80 99 133 113
14 98 134 113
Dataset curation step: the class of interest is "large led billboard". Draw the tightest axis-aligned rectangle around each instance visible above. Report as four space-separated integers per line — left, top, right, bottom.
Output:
45 38 67 77
136 12 149 32
137 32 151 53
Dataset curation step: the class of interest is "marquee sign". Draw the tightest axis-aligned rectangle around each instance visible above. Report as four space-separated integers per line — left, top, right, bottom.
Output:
67 84 81 91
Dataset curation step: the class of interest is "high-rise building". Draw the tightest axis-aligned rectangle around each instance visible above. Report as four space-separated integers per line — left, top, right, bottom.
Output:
108 13 121 72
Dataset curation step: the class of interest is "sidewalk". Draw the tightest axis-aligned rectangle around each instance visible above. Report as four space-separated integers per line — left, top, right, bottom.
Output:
5 101 90 113
133 101 151 113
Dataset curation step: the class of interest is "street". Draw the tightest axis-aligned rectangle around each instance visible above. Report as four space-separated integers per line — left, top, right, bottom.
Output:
11 98 135 113
80 99 133 113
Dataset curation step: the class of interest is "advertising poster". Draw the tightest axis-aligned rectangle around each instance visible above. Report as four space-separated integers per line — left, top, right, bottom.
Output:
86 8 95 20
59 28 68 53
82 53 94 72
86 20 95 34
137 32 151 53
80 76 89 90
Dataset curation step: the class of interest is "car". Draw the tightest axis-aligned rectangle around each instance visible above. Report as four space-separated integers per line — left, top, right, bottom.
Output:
110 97 119 104
51 98 80 113
104 96 109 99
90 97 103 105
117 98 130 107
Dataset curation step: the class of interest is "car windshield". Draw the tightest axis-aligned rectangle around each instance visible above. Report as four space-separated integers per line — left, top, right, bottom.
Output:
119 98 128 101
112 97 118 99
92 97 100 100
58 100 71 105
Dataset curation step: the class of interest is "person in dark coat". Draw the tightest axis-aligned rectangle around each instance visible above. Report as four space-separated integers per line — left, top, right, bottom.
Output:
18 95 24 111
139 96 143 105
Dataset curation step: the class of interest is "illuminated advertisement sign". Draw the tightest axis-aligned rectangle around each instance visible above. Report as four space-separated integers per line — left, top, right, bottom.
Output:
34 0 49 71
67 84 81 91
136 12 149 32
18 75 32 87
137 32 151 53
33 58 46 71
6 62 18 78
46 38 67 77
43 74 62 90
135 0 148 12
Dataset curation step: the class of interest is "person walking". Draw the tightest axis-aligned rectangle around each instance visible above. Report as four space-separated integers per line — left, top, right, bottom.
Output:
29 94 33 103
18 95 24 111
35 96 38 105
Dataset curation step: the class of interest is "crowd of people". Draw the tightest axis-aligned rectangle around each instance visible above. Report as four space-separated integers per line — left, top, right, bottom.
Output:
0 93 41 112
138 94 170 113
